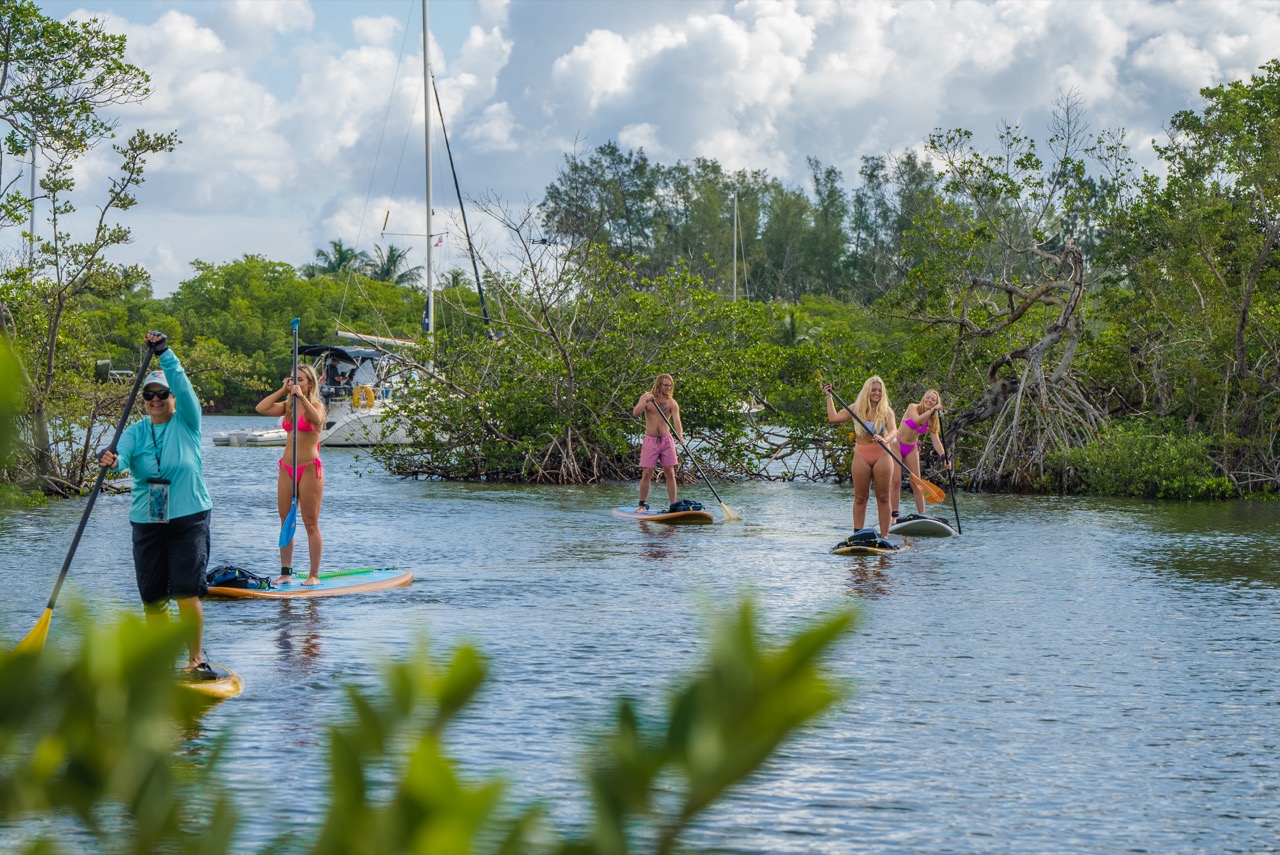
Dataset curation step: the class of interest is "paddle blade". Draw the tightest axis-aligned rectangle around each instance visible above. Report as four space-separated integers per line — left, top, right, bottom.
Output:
279 500 298 548
913 474 947 504
14 608 52 655
720 502 743 522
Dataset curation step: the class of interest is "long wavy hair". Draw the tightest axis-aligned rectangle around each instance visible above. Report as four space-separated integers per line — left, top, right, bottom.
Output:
852 375 891 438
650 373 674 397
919 389 942 436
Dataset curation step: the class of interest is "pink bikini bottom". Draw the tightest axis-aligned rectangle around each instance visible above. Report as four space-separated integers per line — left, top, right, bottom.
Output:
278 457 322 484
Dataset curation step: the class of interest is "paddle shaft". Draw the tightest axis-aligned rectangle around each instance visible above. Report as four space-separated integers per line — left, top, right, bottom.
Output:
938 412 962 534
826 386 937 495
44 344 157 611
290 320 299 503
279 318 301 549
647 398 728 507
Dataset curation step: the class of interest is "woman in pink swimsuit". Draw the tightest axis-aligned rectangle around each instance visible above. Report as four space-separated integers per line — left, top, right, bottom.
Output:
255 364 327 585
822 375 897 537
884 389 949 521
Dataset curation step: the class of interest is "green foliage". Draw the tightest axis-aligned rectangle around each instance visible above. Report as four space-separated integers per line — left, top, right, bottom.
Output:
1047 418 1237 499
162 256 424 409
385 253 794 481
0 607 235 854
1 599 855 854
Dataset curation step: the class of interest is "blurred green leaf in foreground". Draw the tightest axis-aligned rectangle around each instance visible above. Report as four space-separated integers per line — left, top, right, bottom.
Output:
2 598 855 854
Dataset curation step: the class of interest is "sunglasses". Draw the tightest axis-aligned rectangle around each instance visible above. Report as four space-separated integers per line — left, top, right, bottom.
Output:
142 389 171 401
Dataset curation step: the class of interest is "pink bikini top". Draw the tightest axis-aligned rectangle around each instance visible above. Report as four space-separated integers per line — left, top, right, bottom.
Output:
281 413 317 432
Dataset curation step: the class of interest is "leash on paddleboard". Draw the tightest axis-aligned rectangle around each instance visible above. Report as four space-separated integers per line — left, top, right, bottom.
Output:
817 370 946 504
647 396 743 522
16 342 158 654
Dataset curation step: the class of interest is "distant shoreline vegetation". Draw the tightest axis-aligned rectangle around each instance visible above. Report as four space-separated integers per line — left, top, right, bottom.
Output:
2 0 1276 500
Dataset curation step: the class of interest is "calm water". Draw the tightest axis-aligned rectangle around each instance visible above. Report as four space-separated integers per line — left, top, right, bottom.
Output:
2 414 1278 853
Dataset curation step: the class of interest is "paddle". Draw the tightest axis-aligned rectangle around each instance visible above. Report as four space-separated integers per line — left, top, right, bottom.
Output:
938 412 962 533
819 373 946 504
15 343 157 654
647 397 743 522
279 317 300 549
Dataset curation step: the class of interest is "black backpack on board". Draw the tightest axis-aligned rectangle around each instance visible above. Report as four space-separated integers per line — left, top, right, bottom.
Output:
206 564 275 590
668 498 704 512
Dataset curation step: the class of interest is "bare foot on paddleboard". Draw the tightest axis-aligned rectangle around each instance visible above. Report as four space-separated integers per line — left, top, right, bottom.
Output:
301 575 321 586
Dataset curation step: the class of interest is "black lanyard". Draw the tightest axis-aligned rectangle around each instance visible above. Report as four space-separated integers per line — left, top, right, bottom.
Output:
149 421 166 472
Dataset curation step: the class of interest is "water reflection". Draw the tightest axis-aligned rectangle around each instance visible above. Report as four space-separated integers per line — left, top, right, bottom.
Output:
843 561 898 599
636 521 681 561
275 598 322 666
2 420 1279 854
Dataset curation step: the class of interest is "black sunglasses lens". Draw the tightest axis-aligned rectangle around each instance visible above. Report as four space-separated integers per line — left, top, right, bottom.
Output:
142 390 170 400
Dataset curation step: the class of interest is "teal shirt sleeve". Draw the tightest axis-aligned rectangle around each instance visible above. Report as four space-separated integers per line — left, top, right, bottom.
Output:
121 350 213 523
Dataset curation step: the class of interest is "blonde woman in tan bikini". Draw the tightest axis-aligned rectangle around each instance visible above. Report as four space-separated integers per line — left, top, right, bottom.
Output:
256 364 327 585
822 375 897 537
884 389 950 522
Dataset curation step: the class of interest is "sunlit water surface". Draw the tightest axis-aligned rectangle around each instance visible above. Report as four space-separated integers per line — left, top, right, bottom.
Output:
2 415 1277 853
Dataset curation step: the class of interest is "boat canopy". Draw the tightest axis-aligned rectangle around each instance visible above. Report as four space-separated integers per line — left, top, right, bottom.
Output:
298 344 385 366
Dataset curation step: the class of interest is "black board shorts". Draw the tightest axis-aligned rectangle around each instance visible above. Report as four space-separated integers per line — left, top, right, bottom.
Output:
131 509 211 605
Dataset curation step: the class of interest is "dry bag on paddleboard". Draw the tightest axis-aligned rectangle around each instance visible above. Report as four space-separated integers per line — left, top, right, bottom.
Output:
206 564 275 590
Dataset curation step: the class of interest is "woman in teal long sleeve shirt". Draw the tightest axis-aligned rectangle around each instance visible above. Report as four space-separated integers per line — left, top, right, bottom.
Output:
100 332 215 678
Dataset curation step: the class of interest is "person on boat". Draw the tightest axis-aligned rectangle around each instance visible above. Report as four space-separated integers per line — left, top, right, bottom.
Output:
632 373 683 513
884 389 950 522
821 375 897 538
99 332 216 680
323 356 349 388
255 364 327 586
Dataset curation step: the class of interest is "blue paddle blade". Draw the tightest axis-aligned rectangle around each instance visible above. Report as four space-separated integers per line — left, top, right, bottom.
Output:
279 499 298 548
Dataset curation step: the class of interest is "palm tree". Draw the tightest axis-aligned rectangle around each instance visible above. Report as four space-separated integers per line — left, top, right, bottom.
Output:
774 305 821 347
365 244 424 287
301 239 371 279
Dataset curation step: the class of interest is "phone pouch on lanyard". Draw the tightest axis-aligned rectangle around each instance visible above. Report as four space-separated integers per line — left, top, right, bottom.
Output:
146 477 171 523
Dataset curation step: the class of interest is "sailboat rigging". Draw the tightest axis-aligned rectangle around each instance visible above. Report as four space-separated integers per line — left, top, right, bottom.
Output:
429 71 500 341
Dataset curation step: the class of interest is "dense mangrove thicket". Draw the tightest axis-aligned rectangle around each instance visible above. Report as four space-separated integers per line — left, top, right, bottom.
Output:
1 0 1276 500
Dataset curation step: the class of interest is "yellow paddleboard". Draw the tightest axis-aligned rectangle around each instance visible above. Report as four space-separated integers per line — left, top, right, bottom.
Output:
179 662 244 700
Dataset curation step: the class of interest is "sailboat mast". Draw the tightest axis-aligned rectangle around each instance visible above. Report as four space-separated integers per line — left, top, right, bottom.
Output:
420 0 434 337
732 192 738 302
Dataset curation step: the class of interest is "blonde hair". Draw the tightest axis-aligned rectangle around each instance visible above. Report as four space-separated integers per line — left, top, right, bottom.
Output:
852 375 891 438
917 389 942 436
295 364 323 407
650 373 674 396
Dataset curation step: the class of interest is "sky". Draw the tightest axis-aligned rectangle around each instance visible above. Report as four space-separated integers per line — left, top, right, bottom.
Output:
21 0 1280 296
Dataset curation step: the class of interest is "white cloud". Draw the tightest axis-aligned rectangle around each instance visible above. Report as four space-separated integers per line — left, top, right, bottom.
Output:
26 0 1280 296
225 0 313 36
464 103 519 152
618 123 663 157
1132 31 1221 94
551 29 639 111
353 15 402 47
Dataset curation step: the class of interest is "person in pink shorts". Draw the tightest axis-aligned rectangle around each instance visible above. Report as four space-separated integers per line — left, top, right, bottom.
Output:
631 373 683 512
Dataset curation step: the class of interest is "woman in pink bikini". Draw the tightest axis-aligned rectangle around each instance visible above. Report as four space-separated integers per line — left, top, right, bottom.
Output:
256 364 327 585
822 375 897 537
884 389 949 522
